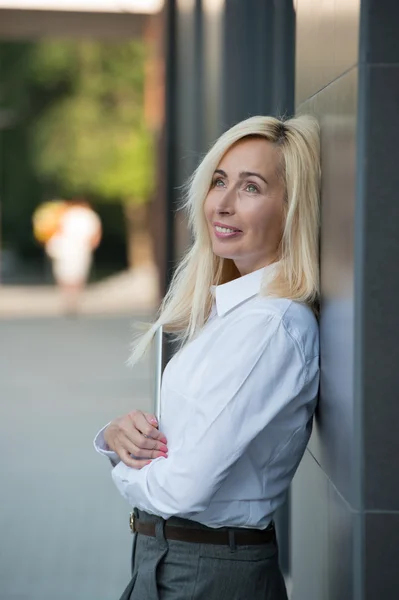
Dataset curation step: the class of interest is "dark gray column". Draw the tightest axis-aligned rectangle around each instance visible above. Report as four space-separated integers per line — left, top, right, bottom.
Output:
164 0 178 290
173 0 204 259
163 0 204 360
168 0 296 274
271 0 295 117
358 2 399 598
222 0 295 127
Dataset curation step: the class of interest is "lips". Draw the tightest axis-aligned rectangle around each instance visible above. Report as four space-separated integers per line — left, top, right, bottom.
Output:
213 222 243 240
213 222 242 233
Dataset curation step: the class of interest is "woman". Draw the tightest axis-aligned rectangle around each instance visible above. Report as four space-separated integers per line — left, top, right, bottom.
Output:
46 201 102 314
94 114 320 599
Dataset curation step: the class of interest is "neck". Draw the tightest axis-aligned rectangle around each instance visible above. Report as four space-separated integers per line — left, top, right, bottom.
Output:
234 257 278 277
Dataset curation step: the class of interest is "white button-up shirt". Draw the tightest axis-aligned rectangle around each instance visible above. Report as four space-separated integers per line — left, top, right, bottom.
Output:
94 264 319 529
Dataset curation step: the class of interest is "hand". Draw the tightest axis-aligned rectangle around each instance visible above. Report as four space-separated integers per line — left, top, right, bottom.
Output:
104 410 168 469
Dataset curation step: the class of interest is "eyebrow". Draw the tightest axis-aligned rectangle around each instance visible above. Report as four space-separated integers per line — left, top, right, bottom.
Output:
214 169 268 185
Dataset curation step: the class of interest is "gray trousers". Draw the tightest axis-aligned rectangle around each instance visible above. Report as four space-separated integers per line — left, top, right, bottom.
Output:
119 510 288 600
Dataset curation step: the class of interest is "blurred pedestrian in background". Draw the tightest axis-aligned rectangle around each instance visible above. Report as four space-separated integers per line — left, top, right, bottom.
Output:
95 114 320 600
44 200 102 315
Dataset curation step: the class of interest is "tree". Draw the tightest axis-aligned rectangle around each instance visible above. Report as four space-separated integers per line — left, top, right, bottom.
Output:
30 39 155 268
0 42 45 259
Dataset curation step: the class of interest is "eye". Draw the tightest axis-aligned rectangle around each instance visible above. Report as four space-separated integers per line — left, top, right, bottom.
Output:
245 183 259 193
212 178 225 188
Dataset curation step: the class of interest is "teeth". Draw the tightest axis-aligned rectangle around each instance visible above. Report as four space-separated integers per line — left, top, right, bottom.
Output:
215 226 238 233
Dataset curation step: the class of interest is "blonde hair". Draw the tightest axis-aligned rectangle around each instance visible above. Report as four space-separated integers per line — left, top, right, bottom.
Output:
130 114 320 365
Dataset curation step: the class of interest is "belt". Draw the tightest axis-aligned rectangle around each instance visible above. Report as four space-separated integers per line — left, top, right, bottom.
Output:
129 512 276 546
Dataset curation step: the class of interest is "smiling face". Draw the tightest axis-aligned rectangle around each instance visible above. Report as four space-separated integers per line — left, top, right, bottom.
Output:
204 136 286 275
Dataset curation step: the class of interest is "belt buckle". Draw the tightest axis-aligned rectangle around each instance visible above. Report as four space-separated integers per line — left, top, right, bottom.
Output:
129 511 136 534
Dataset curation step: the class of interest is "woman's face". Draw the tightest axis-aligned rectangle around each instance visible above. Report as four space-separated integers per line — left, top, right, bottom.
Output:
204 137 286 275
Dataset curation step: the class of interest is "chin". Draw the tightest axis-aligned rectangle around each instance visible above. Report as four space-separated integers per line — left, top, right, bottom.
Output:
212 246 236 261
211 243 224 257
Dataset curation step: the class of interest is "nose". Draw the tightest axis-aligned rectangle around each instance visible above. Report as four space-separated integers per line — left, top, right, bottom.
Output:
215 186 235 216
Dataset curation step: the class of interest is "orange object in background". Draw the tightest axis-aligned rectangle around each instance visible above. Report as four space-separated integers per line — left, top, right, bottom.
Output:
32 200 69 245
42 200 102 315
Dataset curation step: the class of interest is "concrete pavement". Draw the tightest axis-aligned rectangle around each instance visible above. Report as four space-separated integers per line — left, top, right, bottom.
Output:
0 315 153 599
0 265 159 318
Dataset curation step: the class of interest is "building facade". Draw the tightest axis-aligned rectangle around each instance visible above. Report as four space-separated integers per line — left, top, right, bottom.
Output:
164 1 399 598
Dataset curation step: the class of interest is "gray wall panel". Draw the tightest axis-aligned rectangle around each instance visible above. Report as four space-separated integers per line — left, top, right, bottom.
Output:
327 478 359 600
291 451 357 600
333 0 360 78
297 67 359 509
295 0 399 597
293 0 361 597
360 63 399 511
365 513 399 600
295 0 360 105
291 452 330 600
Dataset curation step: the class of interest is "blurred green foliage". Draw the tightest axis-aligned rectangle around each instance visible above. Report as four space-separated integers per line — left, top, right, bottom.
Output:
0 42 43 256
30 40 154 204
0 39 154 271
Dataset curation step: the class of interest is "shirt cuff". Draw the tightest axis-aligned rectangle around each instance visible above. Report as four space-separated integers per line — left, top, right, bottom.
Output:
93 423 120 467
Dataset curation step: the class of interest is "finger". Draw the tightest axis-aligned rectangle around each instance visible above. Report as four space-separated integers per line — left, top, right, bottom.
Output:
118 411 167 449
123 428 168 453
117 413 150 444
119 433 168 459
118 449 151 470
132 412 167 444
144 412 159 428
103 424 118 452
136 430 168 452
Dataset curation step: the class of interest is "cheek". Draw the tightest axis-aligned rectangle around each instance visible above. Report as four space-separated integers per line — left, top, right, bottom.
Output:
203 194 214 223
245 204 283 238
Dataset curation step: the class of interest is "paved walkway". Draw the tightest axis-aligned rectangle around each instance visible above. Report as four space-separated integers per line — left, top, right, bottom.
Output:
0 315 153 599
0 265 159 318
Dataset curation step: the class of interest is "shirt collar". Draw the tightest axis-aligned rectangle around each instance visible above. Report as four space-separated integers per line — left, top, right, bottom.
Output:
211 262 279 317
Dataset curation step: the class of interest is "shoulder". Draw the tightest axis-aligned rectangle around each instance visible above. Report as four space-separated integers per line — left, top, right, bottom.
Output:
249 296 319 362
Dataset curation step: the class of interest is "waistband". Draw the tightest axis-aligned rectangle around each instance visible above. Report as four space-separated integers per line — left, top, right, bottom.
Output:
131 509 276 546
135 509 273 530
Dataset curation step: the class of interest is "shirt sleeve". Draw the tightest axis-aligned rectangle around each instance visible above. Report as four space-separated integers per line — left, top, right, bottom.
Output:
93 423 121 467
111 312 310 518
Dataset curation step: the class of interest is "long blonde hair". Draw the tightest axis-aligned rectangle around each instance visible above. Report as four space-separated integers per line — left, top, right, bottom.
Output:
130 114 320 365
